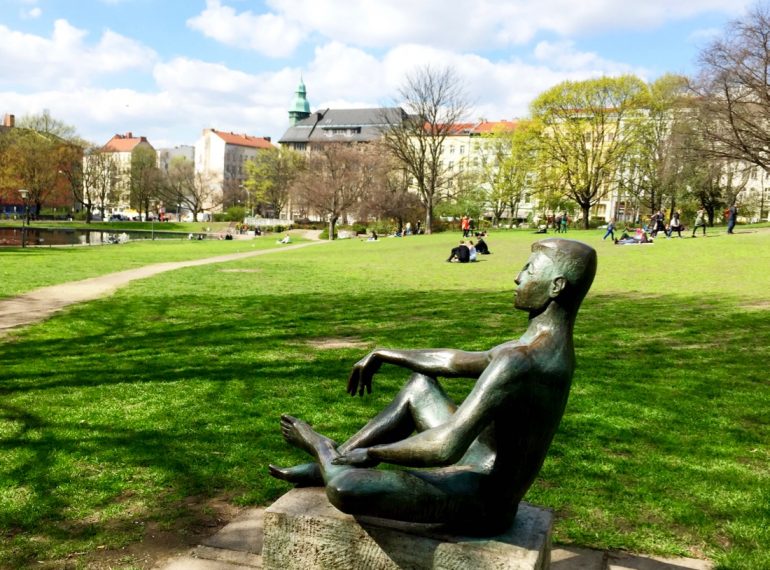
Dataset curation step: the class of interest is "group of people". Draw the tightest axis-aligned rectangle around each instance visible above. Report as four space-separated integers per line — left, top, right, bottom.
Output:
447 235 491 263
460 215 477 237
603 205 738 245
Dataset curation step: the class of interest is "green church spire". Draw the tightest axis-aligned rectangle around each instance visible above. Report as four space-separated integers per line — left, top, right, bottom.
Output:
289 77 311 126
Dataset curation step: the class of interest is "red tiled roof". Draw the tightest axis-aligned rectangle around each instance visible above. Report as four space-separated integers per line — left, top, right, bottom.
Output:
212 129 273 149
103 132 151 152
472 120 519 134
437 120 520 136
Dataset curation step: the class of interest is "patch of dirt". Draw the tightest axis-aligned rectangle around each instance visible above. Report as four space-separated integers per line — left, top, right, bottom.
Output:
72 495 242 570
739 299 770 310
306 337 370 349
219 268 261 273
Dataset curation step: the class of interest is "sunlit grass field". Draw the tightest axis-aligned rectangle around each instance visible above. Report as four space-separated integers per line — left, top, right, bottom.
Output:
0 227 768 569
0 235 301 299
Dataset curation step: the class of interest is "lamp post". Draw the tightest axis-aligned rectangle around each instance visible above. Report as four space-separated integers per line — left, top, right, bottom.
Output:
18 188 29 248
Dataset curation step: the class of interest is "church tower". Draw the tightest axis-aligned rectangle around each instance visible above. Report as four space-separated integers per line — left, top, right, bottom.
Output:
288 77 311 126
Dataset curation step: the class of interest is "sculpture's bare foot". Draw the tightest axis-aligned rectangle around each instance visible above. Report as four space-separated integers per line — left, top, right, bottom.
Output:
268 462 322 486
280 415 337 458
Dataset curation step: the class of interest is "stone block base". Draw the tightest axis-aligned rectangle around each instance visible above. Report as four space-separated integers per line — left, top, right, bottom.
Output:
263 487 552 570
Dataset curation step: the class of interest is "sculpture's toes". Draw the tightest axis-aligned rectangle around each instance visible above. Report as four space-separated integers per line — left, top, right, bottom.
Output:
268 462 323 486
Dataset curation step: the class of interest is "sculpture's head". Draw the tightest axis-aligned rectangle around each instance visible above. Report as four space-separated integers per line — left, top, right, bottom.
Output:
514 238 597 313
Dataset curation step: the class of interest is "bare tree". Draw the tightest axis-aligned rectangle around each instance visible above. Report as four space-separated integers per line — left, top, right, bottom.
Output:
81 148 120 221
291 144 384 240
691 4 770 176
160 157 221 222
531 75 647 228
379 65 470 233
17 109 79 142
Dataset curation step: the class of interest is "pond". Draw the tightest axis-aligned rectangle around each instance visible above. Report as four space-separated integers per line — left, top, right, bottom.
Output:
0 227 200 247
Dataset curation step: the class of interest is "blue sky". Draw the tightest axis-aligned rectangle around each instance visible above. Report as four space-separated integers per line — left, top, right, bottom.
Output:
0 0 753 148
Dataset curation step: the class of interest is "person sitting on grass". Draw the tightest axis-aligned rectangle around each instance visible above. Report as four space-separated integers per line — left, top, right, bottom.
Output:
269 238 598 535
475 237 491 255
447 240 470 263
468 240 478 262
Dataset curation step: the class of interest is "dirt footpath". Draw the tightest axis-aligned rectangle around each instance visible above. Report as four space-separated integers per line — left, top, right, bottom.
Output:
0 240 323 338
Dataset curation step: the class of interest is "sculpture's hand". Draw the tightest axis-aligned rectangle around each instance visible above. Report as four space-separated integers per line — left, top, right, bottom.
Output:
332 448 370 466
347 352 382 396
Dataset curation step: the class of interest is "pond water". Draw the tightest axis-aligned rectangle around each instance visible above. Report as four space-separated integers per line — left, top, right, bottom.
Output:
0 227 198 247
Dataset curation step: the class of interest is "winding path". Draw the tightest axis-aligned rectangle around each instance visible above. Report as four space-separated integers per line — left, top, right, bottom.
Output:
0 239 324 338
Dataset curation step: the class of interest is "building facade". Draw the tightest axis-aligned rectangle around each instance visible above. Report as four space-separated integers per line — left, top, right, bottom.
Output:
97 132 156 215
194 128 274 209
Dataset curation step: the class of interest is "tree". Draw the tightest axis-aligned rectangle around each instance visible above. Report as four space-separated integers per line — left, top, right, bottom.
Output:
130 145 160 219
160 157 221 222
291 144 385 240
531 75 647 228
691 4 770 174
613 75 692 221
17 110 79 142
4 130 62 217
81 147 120 222
244 146 304 218
379 65 470 233
0 113 81 216
357 166 423 232
480 120 539 226
680 114 750 225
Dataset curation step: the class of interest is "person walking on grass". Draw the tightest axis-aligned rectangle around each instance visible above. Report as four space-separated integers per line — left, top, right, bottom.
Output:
603 219 616 241
727 204 737 234
692 208 707 237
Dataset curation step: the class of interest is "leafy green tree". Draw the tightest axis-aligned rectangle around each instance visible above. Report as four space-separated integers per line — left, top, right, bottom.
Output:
615 75 691 220
130 145 160 220
531 75 647 228
479 120 539 226
244 146 304 218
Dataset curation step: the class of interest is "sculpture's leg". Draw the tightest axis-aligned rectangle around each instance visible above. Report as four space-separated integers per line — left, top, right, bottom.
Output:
280 414 490 527
338 373 456 454
269 373 455 485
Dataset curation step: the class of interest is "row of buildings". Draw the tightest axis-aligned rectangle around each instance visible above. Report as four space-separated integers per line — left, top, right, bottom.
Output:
4 77 769 224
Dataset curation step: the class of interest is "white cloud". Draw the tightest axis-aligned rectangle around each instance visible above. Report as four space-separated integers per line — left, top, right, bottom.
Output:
186 0 305 58
533 40 644 76
187 0 753 53
0 20 157 89
20 7 42 19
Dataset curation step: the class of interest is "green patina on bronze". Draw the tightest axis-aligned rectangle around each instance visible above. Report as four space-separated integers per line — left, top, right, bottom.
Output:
270 238 597 535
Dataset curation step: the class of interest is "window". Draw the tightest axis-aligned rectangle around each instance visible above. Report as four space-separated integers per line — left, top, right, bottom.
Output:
459 145 465 154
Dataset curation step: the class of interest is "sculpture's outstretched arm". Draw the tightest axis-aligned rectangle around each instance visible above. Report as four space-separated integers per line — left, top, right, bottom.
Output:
347 348 491 396
340 351 529 467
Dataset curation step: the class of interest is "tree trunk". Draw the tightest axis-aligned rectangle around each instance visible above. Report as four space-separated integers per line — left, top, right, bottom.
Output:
581 204 591 229
328 217 337 240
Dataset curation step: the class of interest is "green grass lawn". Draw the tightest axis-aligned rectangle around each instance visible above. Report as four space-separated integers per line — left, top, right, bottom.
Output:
0 227 768 569
0 236 304 299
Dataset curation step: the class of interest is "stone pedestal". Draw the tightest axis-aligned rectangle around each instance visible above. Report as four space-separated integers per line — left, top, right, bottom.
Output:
263 487 552 570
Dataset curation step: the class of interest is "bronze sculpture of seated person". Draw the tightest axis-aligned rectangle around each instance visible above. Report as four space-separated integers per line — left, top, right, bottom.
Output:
269 238 597 535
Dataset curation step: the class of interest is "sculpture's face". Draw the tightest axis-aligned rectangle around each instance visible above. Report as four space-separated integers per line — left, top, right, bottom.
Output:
514 252 561 310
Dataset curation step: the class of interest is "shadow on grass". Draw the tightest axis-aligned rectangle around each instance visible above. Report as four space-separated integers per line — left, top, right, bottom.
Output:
0 288 768 568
